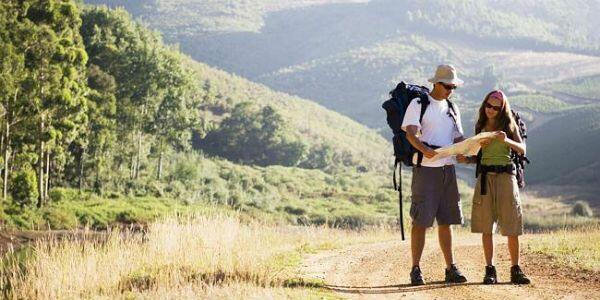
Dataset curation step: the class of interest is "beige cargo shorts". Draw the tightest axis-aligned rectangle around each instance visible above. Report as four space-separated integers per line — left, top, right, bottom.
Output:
471 172 523 236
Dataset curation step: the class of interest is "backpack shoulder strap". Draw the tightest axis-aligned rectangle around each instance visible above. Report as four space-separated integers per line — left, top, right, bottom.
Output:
446 99 458 127
415 95 430 168
418 94 430 123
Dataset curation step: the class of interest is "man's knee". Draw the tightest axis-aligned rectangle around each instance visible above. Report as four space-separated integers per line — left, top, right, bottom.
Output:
438 224 451 231
437 225 453 238
412 223 427 233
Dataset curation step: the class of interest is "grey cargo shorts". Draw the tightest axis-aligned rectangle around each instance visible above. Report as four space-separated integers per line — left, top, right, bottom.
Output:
410 165 463 227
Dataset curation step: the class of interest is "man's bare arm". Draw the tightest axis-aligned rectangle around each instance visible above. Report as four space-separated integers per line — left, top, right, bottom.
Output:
405 125 437 159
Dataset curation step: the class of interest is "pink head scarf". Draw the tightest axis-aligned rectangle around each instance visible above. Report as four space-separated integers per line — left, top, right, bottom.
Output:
488 90 506 109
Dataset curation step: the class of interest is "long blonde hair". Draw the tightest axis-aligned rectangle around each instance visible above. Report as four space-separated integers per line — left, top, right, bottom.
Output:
475 90 519 139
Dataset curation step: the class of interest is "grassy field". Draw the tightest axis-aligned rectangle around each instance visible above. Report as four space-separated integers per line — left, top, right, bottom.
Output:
2 213 598 298
2 159 595 233
1 214 395 299
526 225 600 272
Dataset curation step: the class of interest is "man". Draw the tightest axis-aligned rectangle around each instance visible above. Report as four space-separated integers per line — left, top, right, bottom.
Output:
401 64 467 285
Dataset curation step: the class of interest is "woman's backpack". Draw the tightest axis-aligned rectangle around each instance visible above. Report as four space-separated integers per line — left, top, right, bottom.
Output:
475 109 530 189
511 110 530 188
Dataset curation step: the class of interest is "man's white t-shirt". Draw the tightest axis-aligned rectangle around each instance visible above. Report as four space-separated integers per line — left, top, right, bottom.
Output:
401 95 464 167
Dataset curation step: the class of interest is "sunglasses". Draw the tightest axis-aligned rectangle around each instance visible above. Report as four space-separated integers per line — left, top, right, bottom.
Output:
439 82 457 90
485 102 502 112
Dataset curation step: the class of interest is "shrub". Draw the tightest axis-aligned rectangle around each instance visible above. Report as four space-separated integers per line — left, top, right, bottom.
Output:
11 164 39 208
329 213 373 230
123 180 150 197
164 180 189 200
116 210 136 224
284 206 306 216
170 160 199 184
107 191 121 199
300 144 334 170
48 188 79 202
375 192 392 202
76 210 109 230
41 208 79 230
572 201 594 217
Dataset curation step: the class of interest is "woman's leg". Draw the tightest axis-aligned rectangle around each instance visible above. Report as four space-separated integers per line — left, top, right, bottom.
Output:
483 233 494 265
482 233 497 284
508 235 531 283
507 235 519 266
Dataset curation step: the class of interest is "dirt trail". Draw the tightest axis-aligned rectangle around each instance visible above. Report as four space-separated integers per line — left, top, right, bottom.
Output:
301 233 600 299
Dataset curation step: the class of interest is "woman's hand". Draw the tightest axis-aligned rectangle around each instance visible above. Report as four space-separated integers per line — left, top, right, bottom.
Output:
479 138 492 146
495 131 507 143
456 154 469 164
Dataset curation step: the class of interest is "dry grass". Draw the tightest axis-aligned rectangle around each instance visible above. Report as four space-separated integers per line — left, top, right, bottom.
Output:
1 214 394 299
525 224 600 272
519 191 600 231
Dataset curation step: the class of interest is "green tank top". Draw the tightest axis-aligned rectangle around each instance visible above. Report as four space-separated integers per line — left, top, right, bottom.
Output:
481 133 511 166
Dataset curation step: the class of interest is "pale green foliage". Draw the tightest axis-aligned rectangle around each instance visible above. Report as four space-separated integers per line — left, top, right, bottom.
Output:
509 94 569 113
551 75 600 100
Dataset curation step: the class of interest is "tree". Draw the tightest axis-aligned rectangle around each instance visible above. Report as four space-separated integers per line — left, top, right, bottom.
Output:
199 103 306 167
0 2 28 202
71 64 117 192
81 7 184 181
145 49 203 180
16 0 89 207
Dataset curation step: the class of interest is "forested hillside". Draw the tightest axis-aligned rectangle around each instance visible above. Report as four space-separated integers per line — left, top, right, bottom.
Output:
89 0 600 207
0 1 410 229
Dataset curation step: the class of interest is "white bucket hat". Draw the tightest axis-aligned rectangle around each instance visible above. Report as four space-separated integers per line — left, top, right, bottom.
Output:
428 64 464 86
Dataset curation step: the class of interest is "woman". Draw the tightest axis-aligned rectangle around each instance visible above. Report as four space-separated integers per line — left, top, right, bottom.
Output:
462 90 531 284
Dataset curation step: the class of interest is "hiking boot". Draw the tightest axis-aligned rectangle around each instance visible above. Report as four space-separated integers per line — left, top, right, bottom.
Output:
410 265 425 286
510 265 531 284
483 265 497 284
445 264 467 283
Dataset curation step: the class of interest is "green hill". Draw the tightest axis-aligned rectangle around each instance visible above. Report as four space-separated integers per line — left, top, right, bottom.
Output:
527 104 600 185
0 1 416 230
548 75 600 102
189 59 391 172
80 0 600 202
258 35 472 129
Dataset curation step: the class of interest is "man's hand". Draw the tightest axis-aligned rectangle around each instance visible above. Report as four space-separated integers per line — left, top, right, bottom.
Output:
456 154 468 164
422 146 437 159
